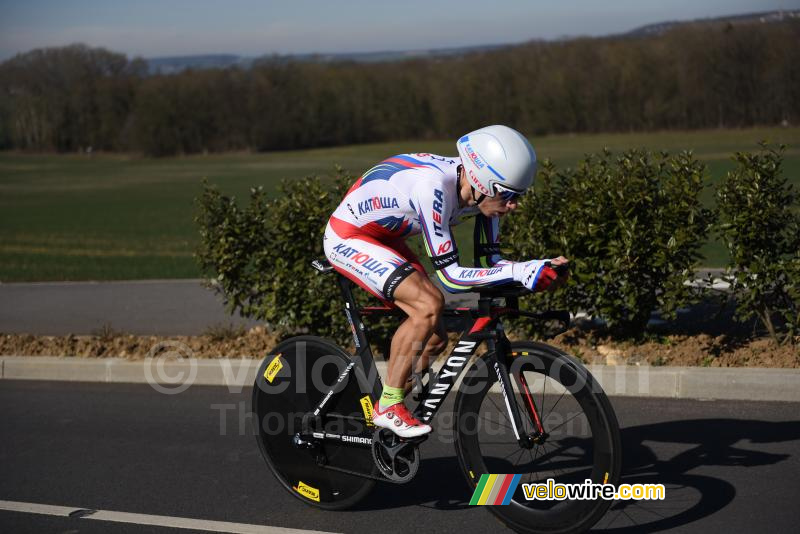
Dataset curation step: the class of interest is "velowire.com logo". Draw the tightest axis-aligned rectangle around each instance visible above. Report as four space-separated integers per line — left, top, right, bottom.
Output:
469 474 522 505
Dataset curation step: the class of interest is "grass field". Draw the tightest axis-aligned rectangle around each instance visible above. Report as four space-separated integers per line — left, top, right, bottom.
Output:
1 127 798 281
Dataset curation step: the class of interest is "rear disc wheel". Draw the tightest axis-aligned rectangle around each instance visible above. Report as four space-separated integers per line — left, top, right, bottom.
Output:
253 336 381 510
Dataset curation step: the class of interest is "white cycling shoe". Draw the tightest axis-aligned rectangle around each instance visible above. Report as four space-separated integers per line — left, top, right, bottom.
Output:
372 401 432 438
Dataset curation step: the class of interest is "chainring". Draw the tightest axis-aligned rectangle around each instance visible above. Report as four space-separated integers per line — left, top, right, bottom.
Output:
371 428 421 483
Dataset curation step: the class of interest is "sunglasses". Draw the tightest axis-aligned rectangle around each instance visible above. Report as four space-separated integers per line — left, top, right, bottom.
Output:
495 186 523 202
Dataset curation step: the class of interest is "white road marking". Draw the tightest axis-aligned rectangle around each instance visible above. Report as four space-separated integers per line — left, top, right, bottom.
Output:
0 500 76 517
0 500 339 534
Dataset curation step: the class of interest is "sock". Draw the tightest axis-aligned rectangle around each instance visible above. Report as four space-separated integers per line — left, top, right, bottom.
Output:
378 385 405 411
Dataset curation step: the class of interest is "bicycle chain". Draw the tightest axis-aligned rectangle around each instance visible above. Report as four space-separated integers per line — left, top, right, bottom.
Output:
313 430 424 485
314 460 411 484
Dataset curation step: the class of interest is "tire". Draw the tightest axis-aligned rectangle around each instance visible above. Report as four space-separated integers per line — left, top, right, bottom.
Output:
252 335 382 510
454 341 622 534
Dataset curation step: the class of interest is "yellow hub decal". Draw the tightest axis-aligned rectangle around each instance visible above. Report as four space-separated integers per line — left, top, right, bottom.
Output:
296 481 320 502
360 396 374 426
264 354 283 383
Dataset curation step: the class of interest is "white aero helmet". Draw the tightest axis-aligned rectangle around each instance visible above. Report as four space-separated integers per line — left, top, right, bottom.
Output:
456 125 537 198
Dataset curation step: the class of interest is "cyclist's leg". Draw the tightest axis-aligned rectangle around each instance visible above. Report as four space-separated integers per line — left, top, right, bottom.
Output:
399 314 446 372
387 238 448 378
399 313 446 396
385 271 444 388
369 271 440 436
325 224 446 389
324 223 440 436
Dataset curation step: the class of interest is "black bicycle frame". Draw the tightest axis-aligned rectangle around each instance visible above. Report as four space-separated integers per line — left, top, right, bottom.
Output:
305 273 534 448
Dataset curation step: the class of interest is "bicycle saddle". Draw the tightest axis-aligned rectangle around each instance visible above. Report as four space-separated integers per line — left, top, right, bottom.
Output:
311 258 334 275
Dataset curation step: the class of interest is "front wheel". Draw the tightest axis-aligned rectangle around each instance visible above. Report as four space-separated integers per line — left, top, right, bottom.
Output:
454 341 622 534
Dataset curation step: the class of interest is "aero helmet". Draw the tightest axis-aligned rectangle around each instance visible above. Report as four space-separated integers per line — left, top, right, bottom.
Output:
456 125 537 197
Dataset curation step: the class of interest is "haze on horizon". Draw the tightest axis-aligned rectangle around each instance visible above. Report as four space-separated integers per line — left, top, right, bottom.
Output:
1 0 798 61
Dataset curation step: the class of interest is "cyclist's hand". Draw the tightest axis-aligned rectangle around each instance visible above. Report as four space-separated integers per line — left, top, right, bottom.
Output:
548 256 570 291
512 257 569 292
512 260 553 292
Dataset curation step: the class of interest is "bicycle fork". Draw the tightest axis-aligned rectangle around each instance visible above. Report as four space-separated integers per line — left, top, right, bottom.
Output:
490 335 547 449
491 336 546 449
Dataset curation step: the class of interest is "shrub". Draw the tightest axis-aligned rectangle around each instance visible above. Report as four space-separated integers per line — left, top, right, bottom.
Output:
504 149 713 337
195 171 370 345
716 144 800 343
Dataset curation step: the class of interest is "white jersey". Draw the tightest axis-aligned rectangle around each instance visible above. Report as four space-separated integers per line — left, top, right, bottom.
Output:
326 153 513 296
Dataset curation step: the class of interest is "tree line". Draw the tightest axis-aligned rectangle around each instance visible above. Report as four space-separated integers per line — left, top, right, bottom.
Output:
1 19 798 156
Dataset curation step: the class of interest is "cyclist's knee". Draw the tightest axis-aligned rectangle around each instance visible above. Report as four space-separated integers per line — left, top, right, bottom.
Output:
393 272 444 328
408 290 444 330
423 289 445 319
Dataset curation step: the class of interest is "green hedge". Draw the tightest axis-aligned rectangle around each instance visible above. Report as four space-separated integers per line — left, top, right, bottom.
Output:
195 146 797 343
717 144 800 343
504 149 713 337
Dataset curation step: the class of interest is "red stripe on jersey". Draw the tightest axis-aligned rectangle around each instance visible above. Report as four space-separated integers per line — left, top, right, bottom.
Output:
345 177 364 195
329 216 402 240
385 157 421 168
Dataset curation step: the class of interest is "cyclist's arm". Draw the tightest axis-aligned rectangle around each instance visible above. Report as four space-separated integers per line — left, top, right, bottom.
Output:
473 213 503 267
411 184 515 293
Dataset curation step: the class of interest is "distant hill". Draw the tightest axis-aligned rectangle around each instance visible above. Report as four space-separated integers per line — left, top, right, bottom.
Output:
146 54 254 74
145 44 510 74
145 9 798 74
623 9 798 37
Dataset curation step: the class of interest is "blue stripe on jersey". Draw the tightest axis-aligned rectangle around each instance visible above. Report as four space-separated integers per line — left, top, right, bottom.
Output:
387 257 406 268
360 161 408 185
375 215 413 236
417 209 436 253
359 155 442 186
391 155 444 173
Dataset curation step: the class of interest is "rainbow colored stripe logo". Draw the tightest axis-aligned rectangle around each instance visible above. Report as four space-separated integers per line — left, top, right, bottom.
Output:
469 474 522 505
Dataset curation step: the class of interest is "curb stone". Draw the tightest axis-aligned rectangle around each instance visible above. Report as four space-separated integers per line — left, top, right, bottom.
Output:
1 356 798 402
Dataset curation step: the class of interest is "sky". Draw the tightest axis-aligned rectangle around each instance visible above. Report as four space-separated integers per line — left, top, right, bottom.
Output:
1 0 798 60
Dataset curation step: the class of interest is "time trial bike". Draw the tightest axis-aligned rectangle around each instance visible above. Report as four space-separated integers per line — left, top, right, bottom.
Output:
252 259 621 534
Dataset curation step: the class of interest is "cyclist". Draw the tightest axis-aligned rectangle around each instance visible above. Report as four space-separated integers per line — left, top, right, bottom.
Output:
323 125 569 438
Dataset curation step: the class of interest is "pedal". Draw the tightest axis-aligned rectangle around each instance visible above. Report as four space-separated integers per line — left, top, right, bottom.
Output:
401 433 429 445
292 433 317 449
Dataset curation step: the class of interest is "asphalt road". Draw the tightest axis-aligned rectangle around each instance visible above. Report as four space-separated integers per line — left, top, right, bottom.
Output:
0 279 475 336
0 279 263 336
1 380 799 533
0 271 727 336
